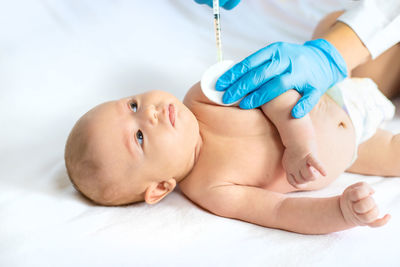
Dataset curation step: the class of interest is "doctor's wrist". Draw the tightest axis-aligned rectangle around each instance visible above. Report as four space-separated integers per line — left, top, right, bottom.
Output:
319 22 371 73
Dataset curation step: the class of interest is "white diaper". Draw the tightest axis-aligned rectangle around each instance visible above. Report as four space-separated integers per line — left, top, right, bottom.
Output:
326 78 395 164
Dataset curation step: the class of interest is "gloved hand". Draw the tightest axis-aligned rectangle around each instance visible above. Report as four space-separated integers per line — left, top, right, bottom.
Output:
194 0 241 10
215 39 348 118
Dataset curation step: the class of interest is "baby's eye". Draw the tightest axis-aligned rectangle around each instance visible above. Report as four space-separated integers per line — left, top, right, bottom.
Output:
129 101 138 112
136 130 144 145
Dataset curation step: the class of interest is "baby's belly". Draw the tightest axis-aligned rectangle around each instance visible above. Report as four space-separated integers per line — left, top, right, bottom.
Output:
264 95 356 192
186 94 356 195
306 94 356 189
232 95 356 193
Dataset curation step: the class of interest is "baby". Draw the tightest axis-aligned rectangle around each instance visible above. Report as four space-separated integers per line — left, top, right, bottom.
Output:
65 74 400 234
65 21 400 236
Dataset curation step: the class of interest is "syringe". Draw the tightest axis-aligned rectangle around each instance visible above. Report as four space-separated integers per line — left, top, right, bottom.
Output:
213 0 223 62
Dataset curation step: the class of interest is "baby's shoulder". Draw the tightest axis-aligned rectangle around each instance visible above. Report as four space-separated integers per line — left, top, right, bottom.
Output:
183 82 214 109
184 82 268 134
179 150 237 202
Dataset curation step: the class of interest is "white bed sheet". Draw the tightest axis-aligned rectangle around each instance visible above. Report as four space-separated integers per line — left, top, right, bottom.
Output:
1 0 399 266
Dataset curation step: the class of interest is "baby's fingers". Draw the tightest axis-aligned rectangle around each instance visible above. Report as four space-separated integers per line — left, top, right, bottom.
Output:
356 206 380 224
353 196 375 214
367 214 391 228
287 173 296 188
306 154 327 176
287 172 307 189
300 165 318 182
349 183 374 202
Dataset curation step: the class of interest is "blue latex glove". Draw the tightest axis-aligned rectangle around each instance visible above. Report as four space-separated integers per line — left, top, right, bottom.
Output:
194 0 241 10
216 39 348 118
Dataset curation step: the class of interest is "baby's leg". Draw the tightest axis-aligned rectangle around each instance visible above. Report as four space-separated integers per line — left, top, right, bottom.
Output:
313 11 400 99
352 45 400 99
347 129 400 177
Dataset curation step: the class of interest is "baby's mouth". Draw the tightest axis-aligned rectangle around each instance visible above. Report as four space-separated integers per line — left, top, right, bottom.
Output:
168 104 175 127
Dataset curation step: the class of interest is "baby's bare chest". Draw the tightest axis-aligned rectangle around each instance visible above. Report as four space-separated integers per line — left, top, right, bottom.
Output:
181 95 355 197
181 112 289 193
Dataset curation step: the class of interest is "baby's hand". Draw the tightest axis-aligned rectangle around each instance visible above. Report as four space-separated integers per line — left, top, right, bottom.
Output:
340 182 391 227
282 146 327 189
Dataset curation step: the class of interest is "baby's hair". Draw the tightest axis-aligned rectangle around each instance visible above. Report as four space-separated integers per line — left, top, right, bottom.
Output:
64 118 103 205
65 156 103 205
64 114 143 206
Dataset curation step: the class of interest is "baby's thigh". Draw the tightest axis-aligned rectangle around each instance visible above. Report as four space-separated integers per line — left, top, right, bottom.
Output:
347 129 400 177
351 43 400 99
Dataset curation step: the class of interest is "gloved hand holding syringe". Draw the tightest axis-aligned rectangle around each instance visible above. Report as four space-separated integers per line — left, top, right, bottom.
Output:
197 0 348 118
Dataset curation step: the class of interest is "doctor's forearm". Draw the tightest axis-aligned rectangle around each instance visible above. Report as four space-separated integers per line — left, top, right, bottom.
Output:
314 20 371 73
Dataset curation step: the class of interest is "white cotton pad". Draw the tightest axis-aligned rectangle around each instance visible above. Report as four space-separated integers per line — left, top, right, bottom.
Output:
200 60 244 106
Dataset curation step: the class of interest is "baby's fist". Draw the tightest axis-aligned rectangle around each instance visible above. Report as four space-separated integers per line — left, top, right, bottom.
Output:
283 149 327 189
339 182 390 228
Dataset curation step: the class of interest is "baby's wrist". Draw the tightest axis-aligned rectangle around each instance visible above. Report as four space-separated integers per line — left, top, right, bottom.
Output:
285 139 317 155
338 195 359 228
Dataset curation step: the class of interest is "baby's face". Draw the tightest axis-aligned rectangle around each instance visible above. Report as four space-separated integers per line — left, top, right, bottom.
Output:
85 90 200 203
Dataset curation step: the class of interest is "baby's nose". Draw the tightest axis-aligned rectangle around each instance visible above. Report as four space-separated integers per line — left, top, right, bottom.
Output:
145 106 158 125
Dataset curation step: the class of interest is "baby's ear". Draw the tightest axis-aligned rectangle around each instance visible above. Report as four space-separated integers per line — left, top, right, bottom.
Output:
144 178 176 204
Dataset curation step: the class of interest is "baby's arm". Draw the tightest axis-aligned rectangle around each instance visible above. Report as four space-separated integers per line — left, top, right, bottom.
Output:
197 182 389 234
261 90 326 188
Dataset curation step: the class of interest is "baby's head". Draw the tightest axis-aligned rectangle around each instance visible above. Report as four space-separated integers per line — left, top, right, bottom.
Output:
65 90 200 206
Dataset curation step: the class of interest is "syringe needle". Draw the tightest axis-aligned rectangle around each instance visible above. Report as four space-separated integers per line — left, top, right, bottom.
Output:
213 0 223 62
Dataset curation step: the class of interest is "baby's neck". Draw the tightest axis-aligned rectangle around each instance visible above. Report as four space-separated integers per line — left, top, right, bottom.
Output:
177 132 203 183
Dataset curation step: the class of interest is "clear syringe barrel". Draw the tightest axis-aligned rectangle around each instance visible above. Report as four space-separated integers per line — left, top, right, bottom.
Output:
213 0 223 62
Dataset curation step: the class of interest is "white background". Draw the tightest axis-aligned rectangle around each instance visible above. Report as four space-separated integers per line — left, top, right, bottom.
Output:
1 1 399 266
